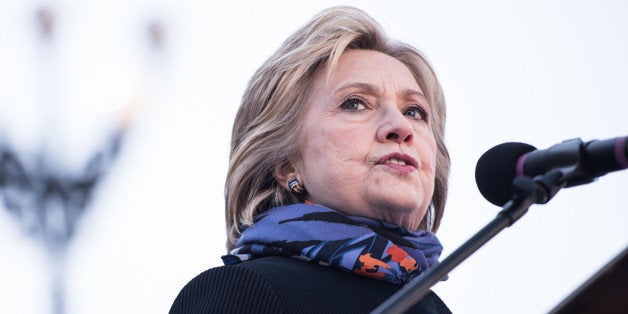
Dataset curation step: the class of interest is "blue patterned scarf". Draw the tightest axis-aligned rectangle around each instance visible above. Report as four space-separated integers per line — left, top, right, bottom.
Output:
222 203 444 286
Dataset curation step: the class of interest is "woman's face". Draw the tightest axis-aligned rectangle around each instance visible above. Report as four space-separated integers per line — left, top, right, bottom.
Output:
295 49 437 230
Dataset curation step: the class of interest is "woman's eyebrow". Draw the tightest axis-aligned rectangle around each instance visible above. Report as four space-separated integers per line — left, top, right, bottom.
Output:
334 83 426 101
402 89 426 98
333 82 380 96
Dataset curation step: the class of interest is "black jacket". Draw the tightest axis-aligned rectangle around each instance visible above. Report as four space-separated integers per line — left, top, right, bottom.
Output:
170 256 450 313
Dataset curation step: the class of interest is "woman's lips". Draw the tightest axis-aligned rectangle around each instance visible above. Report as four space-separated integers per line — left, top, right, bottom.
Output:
376 153 418 173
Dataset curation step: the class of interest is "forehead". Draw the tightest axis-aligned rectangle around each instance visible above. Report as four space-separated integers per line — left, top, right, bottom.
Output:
317 49 423 93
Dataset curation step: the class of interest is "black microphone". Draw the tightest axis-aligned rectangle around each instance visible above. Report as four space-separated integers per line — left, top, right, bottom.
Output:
475 136 628 206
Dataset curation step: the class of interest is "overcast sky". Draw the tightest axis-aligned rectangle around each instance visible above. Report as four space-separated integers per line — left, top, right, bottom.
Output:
1 1 627 313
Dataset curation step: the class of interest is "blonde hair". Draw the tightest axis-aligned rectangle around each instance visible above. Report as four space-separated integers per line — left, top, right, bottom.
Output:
225 6 450 250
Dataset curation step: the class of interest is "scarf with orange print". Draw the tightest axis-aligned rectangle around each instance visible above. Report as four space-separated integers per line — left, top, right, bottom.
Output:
223 203 444 286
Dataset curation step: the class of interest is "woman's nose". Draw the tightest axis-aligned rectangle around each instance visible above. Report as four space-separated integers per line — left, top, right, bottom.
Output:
376 108 413 144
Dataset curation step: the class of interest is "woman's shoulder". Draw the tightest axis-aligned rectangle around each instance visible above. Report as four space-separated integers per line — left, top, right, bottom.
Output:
169 258 285 314
170 256 451 314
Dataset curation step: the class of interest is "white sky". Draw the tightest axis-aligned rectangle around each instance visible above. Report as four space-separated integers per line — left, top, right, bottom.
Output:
1 1 627 313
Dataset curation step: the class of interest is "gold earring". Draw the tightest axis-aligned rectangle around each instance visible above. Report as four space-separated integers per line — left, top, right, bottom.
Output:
288 178 304 194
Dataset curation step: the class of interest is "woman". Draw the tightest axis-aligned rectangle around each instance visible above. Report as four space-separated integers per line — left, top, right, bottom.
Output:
171 6 450 313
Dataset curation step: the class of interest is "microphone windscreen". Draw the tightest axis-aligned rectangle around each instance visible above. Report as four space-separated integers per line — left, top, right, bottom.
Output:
475 142 536 206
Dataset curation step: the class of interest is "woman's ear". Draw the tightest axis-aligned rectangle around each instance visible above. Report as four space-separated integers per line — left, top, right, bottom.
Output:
273 161 300 192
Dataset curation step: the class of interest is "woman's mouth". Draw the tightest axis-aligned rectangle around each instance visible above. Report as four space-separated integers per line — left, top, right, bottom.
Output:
376 153 418 173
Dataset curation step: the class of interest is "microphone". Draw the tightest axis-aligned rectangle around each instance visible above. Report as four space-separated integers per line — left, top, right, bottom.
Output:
475 136 628 206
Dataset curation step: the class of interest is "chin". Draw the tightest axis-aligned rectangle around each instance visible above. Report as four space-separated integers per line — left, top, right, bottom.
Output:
370 198 427 229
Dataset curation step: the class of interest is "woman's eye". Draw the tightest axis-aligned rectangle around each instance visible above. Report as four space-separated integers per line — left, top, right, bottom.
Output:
404 105 428 121
340 97 367 111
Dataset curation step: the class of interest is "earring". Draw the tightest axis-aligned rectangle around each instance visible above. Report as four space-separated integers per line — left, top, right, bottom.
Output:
288 178 304 194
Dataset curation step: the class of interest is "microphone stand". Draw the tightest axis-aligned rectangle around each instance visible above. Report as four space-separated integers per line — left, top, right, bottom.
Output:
371 171 566 314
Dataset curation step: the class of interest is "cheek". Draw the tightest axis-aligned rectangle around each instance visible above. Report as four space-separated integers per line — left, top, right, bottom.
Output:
304 122 368 162
417 130 438 179
299 125 370 185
